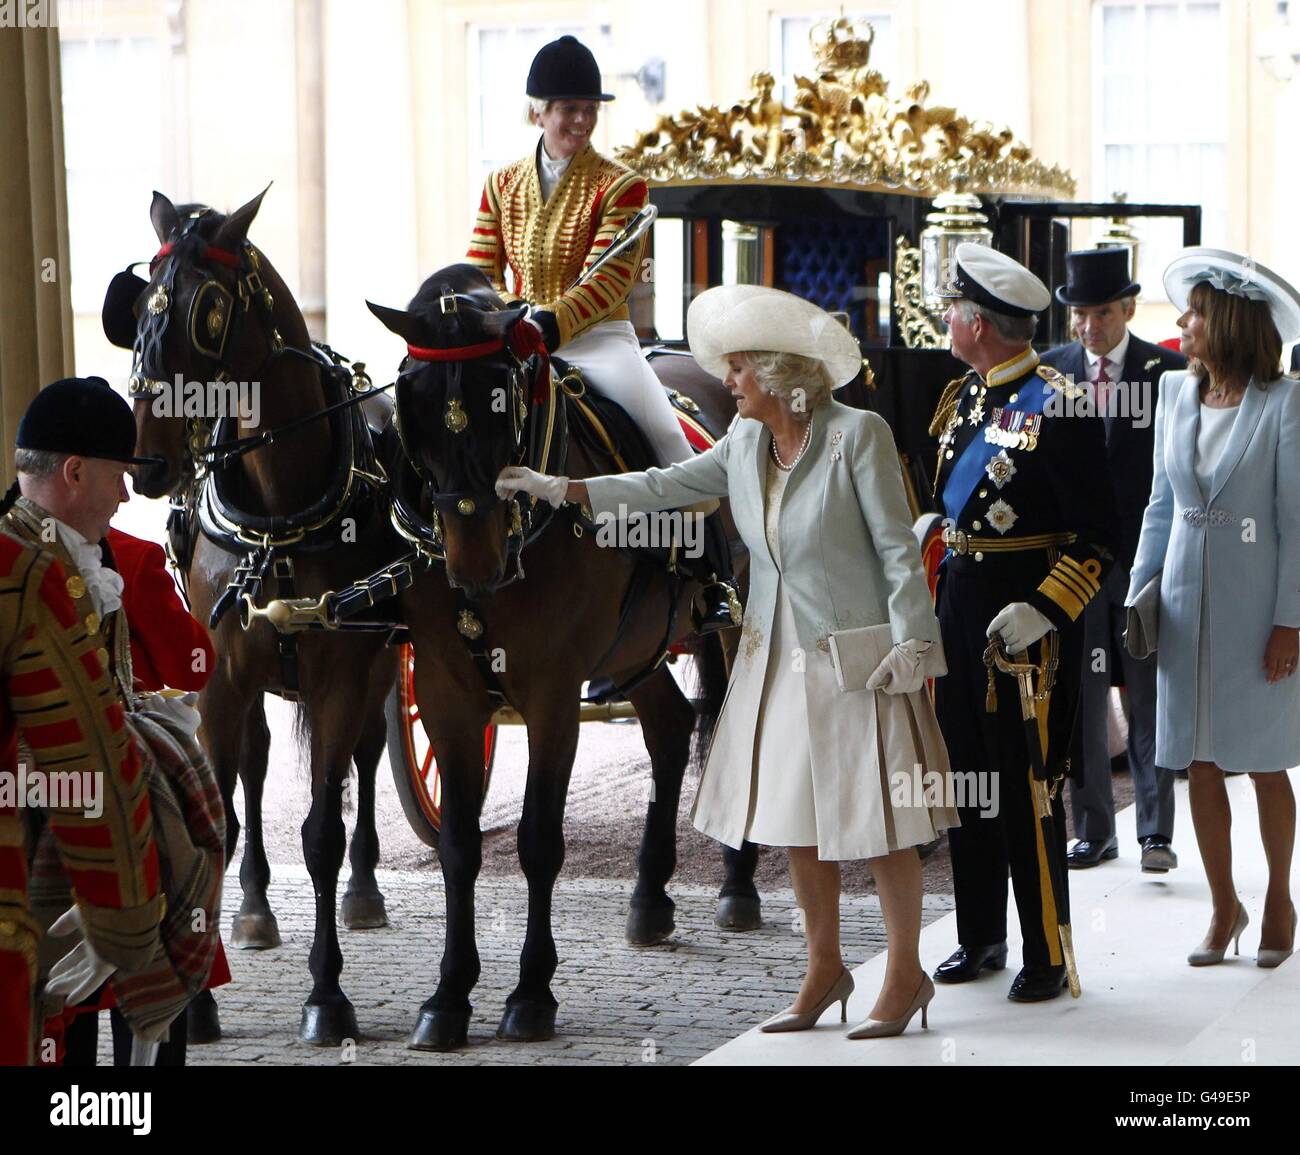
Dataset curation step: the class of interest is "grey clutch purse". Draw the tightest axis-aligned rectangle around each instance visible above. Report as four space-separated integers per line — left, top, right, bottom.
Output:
1124 572 1161 660
827 624 895 693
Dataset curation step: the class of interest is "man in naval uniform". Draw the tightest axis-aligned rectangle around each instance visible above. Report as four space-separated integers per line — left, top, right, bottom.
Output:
928 245 1116 1002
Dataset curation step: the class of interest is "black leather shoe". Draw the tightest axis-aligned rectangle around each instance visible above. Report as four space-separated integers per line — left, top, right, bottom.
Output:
932 942 1008 984
1140 836 1178 873
1007 965 1068 1002
1066 838 1118 869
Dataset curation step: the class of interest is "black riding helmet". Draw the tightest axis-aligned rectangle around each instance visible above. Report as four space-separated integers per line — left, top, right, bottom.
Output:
526 36 614 102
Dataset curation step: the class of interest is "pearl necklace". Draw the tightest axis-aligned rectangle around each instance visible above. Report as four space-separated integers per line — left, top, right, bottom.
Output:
770 419 813 471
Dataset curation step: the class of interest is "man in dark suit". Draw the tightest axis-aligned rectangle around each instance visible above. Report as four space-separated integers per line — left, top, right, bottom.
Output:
1040 248 1187 872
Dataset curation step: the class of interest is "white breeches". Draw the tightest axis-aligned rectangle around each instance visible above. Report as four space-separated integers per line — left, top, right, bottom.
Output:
558 320 693 466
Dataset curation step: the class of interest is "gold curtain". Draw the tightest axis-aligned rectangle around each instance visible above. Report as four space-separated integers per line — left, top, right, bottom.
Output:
0 24 74 484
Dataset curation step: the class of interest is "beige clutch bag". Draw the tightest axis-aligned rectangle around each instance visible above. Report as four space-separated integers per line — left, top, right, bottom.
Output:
1124 572 1161 660
827 624 897 693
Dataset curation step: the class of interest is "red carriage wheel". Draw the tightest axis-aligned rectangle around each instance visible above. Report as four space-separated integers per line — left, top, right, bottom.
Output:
386 643 496 848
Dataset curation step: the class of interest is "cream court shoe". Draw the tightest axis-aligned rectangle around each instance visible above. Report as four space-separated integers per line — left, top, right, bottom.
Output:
846 974 934 1040
1188 903 1249 966
1257 907 1298 969
759 968 854 1033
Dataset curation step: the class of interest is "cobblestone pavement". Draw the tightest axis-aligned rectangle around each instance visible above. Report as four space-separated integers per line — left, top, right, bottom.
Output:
170 866 953 1066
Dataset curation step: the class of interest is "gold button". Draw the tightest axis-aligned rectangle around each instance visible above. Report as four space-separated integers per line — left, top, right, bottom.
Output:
84 611 100 636
978 489 988 498
96 647 110 668
945 449 954 459
1009 392 1019 402
66 575 86 600
972 520 982 531
974 551 984 562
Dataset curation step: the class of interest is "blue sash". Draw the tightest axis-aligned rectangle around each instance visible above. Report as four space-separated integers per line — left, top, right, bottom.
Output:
942 374 1049 524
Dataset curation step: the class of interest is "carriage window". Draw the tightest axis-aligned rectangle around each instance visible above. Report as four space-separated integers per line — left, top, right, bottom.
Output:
650 217 686 341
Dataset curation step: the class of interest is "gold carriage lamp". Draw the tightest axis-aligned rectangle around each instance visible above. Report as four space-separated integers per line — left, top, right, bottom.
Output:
920 188 994 316
1094 193 1141 282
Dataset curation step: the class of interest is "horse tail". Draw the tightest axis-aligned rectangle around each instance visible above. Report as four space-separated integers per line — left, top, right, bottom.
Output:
690 633 730 773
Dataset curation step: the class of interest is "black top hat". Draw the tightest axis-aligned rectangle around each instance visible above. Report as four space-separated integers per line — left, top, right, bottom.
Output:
526 36 614 102
16 377 162 467
1055 247 1141 306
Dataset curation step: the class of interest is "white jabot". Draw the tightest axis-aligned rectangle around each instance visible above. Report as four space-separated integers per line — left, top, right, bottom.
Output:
1083 329 1130 380
56 521 124 618
537 145 572 202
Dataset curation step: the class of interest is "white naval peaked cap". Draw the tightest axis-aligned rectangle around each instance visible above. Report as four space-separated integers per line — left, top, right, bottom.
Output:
1163 247 1300 344
686 285 864 387
936 242 1051 318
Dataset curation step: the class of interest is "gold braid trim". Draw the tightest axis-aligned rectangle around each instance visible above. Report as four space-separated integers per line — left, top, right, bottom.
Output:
929 374 969 437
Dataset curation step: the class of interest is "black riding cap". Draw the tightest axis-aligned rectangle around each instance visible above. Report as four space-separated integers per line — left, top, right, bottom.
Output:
17 377 162 467
526 36 614 102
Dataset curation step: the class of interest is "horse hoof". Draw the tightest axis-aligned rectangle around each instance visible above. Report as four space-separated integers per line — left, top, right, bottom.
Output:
186 993 222 1044
496 1000 557 1043
231 911 281 949
341 891 389 930
626 904 675 946
407 1007 470 1052
299 996 359 1047
715 894 762 931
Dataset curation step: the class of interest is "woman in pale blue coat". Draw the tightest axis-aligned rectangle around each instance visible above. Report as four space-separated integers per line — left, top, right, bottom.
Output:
1128 248 1300 968
498 285 957 1038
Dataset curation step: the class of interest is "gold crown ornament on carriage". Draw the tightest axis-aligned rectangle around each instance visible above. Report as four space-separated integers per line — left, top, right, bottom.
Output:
617 15 1077 349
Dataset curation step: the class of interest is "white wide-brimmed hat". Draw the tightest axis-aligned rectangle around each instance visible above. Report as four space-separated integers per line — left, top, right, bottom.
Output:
1163 247 1300 343
686 285 864 387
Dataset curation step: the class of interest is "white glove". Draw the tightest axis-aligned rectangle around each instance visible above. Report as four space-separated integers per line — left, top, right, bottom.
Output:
42 906 115 1014
866 639 935 695
495 466 569 508
140 690 202 737
987 602 1055 654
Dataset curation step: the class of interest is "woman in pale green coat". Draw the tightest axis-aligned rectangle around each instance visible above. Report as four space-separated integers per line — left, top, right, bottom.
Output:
498 285 957 1039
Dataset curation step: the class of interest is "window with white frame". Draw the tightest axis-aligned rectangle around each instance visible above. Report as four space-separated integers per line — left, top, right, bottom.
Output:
1092 0 1228 298
772 10 895 106
468 23 612 212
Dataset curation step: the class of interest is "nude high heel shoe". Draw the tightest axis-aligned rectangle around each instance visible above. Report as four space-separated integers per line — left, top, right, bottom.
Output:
1188 902 1249 966
759 968 854 1033
846 974 934 1040
1257 907 1298 969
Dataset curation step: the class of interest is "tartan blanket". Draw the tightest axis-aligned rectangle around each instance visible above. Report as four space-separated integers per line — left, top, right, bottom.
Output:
34 696 225 1043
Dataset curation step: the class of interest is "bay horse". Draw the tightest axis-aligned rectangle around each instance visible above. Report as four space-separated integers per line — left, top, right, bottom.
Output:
368 263 760 1050
104 189 402 1045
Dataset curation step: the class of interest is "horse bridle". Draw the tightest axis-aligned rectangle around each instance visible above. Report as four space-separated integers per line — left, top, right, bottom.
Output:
398 291 543 583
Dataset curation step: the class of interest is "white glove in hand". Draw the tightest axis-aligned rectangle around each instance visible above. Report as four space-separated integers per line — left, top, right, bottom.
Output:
987 602 1054 654
495 466 569 508
42 906 115 1014
142 690 202 737
866 639 934 694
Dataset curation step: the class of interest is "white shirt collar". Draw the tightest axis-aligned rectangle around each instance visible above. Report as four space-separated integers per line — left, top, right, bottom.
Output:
537 142 573 202
1083 329 1130 376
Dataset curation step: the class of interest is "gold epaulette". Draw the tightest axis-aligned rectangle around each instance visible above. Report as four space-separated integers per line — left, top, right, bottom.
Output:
929 373 972 437
1037 364 1086 400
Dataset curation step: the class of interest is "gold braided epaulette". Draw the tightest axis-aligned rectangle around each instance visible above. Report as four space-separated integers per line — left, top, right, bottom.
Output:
1037 364 1086 399
928 373 972 436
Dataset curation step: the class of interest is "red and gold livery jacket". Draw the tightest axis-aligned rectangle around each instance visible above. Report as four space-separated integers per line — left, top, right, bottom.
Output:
930 349 1117 628
0 529 164 1065
467 141 648 349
